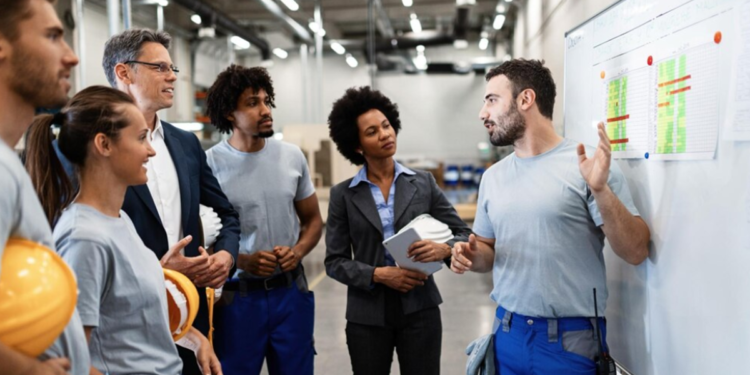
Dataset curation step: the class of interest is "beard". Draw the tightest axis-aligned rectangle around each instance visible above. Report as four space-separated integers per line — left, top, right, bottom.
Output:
256 116 274 138
257 129 275 138
487 101 526 147
8 45 69 108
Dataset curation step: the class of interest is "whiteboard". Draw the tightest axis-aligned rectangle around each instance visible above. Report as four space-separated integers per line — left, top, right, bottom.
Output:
564 0 750 374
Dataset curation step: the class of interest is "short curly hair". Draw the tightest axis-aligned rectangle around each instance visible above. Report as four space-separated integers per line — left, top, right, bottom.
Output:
206 64 275 134
486 59 556 120
327 86 401 166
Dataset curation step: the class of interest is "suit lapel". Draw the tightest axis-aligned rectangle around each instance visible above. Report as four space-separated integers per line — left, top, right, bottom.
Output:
131 185 162 225
351 184 383 236
393 174 417 227
162 122 192 232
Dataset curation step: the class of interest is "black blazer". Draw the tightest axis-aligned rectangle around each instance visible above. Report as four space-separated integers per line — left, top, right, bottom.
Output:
121 121 240 332
325 169 472 327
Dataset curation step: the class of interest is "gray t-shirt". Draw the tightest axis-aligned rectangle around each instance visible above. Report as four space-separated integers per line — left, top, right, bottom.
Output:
206 139 315 279
0 142 90 374
473 139 639 318
54 204 182 375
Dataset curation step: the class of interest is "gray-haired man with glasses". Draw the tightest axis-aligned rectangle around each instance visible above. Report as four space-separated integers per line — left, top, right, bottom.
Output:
122 60 180 73
101 28 241 375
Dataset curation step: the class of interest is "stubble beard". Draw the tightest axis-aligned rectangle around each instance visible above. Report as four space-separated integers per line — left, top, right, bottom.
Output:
489 102 526 147
9 47 69 108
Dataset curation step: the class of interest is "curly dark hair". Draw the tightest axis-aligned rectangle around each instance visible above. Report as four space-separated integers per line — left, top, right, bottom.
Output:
485 59 556 120
327 86 401 166
206 64 275 134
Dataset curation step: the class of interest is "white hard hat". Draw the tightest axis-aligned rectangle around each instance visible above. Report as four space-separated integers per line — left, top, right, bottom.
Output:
399 214 454 243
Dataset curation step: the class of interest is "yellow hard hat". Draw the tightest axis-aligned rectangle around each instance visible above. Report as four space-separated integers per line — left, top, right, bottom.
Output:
0 238 77 357
163 268 198 342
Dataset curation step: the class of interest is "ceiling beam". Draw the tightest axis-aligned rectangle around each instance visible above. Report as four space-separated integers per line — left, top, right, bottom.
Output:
256 0 313 43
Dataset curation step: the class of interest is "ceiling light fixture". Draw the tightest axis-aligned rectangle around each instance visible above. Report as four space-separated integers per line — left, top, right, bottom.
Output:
346 54 358 68
273 48 288 59
479 37 489 50
190 14 202 25
410 14 422 33
230 36 251 50
413 55 427 70
493 14 506 30
308 21 326 36
331 42 346 55
414 45 427 70
279 0 299 11
402 0 413 6
479 31 489 50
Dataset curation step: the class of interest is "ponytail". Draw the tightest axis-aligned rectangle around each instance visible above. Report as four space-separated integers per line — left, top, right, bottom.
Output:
24 86 136 226
25 113 74 227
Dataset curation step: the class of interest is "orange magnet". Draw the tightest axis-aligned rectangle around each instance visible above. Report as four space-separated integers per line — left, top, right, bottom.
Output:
714 31 722 44
600 71 606 79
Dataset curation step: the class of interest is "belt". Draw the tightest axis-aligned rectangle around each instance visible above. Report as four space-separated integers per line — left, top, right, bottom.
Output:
223 269 299 293
495 305 605 343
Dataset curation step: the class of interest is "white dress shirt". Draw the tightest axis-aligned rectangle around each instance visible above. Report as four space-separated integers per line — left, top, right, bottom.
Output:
146 114 183 248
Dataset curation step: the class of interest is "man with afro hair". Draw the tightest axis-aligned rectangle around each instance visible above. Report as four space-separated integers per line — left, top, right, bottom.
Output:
205 64 323 375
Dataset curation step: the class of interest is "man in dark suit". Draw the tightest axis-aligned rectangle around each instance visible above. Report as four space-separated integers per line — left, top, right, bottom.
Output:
102 29 240 374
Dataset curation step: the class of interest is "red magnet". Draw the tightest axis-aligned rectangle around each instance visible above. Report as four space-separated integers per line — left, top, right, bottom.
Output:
714 31 722 44
647 55 653 66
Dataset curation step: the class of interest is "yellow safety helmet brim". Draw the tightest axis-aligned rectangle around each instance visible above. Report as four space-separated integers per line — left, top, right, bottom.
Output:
0 238 78 357
163 268 198 342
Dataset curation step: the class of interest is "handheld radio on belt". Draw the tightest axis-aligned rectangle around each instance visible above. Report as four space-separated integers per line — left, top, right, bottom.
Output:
593 288 616 375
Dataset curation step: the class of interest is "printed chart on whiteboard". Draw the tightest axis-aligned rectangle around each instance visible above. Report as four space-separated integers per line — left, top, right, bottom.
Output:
603 67 650 159
592 1 723 160
651 43 718 160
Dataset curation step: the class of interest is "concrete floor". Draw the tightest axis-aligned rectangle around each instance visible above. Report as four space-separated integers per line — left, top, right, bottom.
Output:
258 231 497 375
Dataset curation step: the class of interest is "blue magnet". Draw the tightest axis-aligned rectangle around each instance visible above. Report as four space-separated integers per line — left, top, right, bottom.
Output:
644 152 650 159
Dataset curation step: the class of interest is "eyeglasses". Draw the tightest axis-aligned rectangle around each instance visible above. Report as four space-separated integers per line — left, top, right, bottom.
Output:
124 60 180 74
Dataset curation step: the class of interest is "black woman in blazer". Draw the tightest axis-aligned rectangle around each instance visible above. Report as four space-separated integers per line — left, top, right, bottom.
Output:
325 87 472 375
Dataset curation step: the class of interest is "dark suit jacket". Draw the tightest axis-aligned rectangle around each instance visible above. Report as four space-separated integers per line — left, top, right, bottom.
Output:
122 120 240 332
325 169 472 327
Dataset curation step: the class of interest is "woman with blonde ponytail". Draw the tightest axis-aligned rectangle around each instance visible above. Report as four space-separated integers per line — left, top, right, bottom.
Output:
25 86 223 375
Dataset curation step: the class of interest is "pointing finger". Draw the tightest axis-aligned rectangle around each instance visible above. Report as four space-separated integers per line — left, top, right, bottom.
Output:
162 235 193 265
